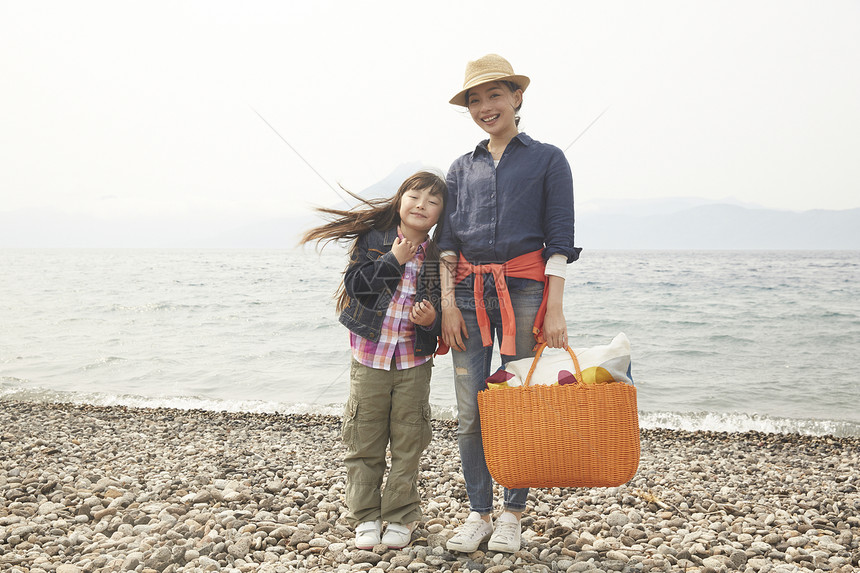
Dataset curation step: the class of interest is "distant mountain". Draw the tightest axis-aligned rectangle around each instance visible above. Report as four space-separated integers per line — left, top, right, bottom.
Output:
341 161 431 204
578 204 860 249
209 161 432 248
0 208 183 248
223 200 860 250
1 164 858 249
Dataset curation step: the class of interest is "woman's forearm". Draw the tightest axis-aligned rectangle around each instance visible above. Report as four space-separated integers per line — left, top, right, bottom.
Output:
543 274 568 348
440 255 458 312
545 274 565 311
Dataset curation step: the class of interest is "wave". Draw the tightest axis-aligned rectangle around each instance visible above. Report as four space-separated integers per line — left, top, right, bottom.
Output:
3 387 858 438
639 410 860 438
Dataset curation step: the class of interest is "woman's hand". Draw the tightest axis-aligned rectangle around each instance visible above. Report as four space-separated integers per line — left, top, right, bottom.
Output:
542 307 568 348
409 299 436 327
442 304 469 352
542 275 568 348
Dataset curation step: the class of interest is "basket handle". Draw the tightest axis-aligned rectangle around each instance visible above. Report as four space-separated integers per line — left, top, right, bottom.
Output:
523 343 583 387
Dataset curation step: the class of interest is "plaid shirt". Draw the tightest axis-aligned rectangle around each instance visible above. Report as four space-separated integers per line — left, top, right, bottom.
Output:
350 238 431 371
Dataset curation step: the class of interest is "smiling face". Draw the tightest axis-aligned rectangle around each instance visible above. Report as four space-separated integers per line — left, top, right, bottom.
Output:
398 186 444 238
466 81 522 138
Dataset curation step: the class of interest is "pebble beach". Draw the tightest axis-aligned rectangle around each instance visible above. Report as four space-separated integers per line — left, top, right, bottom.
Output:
1 401 858 573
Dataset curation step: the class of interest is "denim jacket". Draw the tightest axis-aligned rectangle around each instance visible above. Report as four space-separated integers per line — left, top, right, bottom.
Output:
338 227 442 357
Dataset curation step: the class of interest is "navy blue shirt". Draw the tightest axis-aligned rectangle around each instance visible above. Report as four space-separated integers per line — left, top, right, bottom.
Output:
439 132 581 265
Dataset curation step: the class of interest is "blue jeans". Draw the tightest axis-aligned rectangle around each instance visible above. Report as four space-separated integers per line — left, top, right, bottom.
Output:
452 275 544 514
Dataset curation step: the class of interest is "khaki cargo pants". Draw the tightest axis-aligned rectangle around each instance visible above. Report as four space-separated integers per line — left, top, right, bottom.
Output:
342 357 433 526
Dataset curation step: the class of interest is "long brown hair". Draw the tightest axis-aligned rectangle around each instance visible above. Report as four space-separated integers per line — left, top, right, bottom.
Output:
301 170 447 311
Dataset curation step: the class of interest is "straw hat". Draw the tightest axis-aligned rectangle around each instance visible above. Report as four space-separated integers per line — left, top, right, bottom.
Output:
449 54 530 107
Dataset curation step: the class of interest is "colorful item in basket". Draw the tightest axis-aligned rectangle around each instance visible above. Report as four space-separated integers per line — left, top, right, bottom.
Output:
581 366 616 385
558 370 578 386
484 369 516 390
492 333 632 388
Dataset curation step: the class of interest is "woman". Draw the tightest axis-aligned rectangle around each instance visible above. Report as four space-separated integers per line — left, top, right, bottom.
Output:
439 54 581 554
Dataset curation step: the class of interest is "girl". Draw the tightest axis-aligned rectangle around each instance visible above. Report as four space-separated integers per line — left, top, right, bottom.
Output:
439 54 581 553
302 171 447 550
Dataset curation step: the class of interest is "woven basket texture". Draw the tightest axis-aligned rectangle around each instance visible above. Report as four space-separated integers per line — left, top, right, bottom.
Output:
478 382 640 489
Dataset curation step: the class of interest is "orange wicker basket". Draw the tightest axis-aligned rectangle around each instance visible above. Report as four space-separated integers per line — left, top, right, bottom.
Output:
477 344 640 489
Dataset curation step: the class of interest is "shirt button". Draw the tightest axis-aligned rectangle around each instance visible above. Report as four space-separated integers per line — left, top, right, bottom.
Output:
489 240 494 244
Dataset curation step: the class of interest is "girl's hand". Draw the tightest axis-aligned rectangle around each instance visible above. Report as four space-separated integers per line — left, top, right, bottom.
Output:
391 237 418 265
442 304 469 352
409 299 436 327
542 307 568 349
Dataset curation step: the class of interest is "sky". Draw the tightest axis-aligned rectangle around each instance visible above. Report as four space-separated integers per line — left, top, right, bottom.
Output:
2 1 859 245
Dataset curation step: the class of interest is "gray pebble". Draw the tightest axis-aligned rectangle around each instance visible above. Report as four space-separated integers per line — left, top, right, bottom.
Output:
1 402 858 573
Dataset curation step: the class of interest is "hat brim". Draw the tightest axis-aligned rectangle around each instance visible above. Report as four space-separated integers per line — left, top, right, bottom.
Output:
449 74 531 107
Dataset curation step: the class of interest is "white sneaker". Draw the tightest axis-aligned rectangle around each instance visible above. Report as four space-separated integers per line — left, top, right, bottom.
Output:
354 519 381 549
381 522 415 549
487 511 521 553
446 512 493 553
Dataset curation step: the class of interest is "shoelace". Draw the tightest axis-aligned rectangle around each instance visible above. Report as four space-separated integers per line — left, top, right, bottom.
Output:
492 520 518 543
457 518 488 539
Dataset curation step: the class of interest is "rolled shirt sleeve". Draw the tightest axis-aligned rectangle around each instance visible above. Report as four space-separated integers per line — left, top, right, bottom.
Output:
544 253 568 278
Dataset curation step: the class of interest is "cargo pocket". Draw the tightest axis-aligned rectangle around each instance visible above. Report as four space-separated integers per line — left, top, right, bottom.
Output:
342 397 358 451
420 402 432 451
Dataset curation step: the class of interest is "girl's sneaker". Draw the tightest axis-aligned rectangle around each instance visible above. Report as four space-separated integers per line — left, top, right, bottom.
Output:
487 511 521 553
381 521 416 549
354 519 382 549
446 511 493 553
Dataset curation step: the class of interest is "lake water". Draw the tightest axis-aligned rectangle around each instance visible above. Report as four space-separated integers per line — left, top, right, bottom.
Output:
2 248 858 437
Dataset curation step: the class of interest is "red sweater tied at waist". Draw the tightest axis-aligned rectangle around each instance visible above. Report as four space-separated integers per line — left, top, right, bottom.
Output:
454 249 549 356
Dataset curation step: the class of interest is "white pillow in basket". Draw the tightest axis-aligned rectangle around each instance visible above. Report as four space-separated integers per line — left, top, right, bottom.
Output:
503 332 632 387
